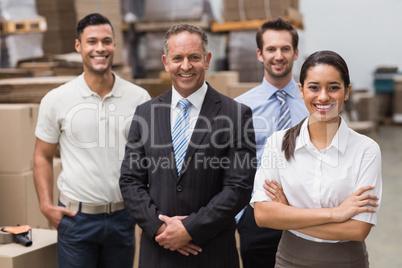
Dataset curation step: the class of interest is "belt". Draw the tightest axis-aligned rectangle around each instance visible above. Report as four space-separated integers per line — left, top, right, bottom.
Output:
59 192 125 215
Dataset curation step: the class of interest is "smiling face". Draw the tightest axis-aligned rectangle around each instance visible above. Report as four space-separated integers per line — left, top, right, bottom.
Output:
75 24 115 75
162 31 211 98
257 30 298 85
299 64 351 124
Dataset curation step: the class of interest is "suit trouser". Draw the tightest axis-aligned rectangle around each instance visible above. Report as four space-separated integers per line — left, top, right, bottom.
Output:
237 205 282 268
57 201 135 268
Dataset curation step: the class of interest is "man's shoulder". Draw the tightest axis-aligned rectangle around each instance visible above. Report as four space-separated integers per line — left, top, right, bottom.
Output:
42 76 78 101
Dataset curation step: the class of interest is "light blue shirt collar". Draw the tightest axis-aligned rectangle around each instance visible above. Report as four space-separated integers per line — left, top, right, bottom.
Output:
262 77 301 101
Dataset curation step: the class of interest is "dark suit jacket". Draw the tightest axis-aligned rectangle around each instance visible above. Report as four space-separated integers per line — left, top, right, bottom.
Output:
120 85 256 268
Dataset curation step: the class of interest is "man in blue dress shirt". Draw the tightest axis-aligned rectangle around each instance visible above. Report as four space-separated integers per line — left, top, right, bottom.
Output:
235 17 309 268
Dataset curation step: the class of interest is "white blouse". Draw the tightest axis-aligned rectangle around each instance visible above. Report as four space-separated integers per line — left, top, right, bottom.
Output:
250 117 382 243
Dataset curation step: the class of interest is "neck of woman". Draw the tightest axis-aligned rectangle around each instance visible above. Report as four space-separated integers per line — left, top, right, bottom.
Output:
307 116 341 151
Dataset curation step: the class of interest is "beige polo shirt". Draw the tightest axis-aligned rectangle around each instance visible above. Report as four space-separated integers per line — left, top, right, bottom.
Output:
36 73 151 203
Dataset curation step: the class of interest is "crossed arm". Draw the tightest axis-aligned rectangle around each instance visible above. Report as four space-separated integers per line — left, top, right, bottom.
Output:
254 180 378 242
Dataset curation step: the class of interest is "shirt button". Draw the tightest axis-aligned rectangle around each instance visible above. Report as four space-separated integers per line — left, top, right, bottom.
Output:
176 185 183 192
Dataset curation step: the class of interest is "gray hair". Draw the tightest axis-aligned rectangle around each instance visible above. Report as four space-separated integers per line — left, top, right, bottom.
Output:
163 23 209 58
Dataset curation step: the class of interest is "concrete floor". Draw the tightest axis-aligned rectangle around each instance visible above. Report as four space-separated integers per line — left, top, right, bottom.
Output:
366 125 402 267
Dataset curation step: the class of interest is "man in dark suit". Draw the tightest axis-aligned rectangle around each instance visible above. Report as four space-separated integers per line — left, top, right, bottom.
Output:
119 23 256 267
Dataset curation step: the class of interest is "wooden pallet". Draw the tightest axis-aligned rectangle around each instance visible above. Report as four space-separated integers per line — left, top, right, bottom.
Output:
0 16 47 34
211 17 303 32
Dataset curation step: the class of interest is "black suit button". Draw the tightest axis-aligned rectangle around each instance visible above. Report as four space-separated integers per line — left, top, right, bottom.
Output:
176 185 183 192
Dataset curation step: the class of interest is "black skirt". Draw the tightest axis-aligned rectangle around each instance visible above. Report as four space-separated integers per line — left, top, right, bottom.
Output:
275 230 369 268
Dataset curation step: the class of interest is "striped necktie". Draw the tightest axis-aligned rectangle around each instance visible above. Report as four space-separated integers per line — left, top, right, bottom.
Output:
172 98 191 175
276 90 291 130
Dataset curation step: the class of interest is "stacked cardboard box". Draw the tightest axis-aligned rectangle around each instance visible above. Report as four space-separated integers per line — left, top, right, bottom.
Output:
205 71 240 97
223 0 301 22
224 0 290 21
227 82 259 99
0 104 62 229
142 32 165 78
143 0 209 22
0 76 75 103
393 75 402 123
289 0 299 10
228 30 264 82
36 0 77 54
351 90 377 123
0 104 39 173
342 90 379 140
73 0 124 65
375 93 393 123
348 121 378 141
134 78 172 98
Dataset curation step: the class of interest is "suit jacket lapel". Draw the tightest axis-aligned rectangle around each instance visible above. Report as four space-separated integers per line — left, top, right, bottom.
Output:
180 86 221 178
155 91 178 179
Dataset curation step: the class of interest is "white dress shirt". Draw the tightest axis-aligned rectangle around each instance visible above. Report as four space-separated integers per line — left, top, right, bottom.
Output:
171 82 208 138
250 117 382 243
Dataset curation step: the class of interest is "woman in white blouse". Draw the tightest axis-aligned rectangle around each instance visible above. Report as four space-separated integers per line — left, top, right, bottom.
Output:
250 50 382 268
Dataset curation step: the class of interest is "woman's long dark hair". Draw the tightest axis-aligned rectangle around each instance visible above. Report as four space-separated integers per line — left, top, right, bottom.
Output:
281 50 350 161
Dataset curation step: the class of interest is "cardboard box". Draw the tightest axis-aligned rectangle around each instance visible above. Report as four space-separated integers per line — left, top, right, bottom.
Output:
144 0 205 22
393 75 402 123
0 104 39 173
36 0 77 54
290 0 299 10
228 31 264 82
375 93 392 120
351 91 377 122
133 78 172 99
0 159 62 229
348 121 378 141
223 0 290 21
0 229 57 268
227 82 259 99
205 71 239 97
0 76 75 103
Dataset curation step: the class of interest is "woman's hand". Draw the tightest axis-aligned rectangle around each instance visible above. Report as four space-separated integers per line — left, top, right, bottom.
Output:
263 179 289 205
331 185 379 223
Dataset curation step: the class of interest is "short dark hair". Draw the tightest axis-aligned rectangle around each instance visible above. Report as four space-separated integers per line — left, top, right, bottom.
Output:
256 17 299 51
76 13 114 41
163 23 208 58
